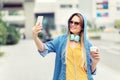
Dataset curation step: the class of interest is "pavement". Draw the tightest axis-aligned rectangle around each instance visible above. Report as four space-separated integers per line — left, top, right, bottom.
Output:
0 39 120 80
0 40 55 80
0 31 120 80
93 62 120 80
88 31 120 80
88 31 120 43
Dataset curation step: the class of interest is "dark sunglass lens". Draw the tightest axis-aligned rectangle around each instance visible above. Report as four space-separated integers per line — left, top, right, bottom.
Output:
69 21 73 24
69 21 80 25
74 22 79 25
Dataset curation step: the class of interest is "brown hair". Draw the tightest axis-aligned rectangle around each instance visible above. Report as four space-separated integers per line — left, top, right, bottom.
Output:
68 13 84 35
67 13 87 68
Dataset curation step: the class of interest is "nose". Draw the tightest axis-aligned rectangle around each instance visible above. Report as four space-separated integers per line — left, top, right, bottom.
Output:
71 22 75 26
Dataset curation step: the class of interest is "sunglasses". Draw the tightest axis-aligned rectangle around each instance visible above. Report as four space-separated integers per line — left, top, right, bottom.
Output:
69 21 80 26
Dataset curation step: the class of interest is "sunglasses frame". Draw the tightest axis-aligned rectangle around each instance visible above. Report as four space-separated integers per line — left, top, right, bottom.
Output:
69 20 80 26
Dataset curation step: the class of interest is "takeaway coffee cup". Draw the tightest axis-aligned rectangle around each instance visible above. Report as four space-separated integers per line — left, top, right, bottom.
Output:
90 46 98 52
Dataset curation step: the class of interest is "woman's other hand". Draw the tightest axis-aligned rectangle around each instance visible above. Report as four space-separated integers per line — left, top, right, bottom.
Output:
90 48 100 65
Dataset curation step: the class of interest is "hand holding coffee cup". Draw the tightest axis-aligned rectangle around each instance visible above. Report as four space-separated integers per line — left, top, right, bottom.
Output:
90 46 100 64
90 46 98 53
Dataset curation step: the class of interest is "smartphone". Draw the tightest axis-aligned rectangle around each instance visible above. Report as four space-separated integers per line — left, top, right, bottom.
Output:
36 16 44 25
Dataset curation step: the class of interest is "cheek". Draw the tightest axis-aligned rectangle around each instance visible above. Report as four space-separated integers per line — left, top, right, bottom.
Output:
77 27 82 32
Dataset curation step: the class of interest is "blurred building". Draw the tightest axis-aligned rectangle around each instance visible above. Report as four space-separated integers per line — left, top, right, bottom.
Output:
0 0 80 39
0 0 120 39
34 0 80 34
0 0 35 39
92 0 120 28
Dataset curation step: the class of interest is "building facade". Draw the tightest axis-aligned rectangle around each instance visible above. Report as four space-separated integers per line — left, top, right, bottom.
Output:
1 0 120 39
92 0 120 28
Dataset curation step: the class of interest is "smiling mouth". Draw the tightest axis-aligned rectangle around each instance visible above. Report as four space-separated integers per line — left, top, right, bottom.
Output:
70 27 76 30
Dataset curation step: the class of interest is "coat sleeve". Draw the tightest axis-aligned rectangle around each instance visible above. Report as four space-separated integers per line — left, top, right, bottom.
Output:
38 36 60 57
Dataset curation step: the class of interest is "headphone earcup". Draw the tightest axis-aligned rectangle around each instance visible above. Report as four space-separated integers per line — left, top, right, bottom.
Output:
70 34 80 42
70 34 74 40
74 35 80 42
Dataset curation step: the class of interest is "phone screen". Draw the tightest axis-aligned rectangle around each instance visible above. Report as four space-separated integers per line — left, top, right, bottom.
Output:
36 16 44 25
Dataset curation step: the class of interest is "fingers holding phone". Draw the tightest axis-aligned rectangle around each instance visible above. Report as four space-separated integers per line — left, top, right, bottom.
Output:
36 16 44 31
32 16 44 38
36 16 43 25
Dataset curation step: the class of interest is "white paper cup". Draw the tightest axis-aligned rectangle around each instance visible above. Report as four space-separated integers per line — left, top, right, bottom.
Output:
90 46 98 52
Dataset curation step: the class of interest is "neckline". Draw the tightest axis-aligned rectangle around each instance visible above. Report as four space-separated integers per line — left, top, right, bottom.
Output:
68 41 81 50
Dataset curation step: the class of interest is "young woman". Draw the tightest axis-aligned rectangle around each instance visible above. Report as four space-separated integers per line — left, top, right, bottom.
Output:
32 13 100 80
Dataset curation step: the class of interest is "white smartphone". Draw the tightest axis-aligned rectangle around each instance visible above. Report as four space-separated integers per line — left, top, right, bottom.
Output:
36 16 44 25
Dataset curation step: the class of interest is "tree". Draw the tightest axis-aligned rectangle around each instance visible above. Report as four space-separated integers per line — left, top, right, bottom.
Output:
115 20 120 28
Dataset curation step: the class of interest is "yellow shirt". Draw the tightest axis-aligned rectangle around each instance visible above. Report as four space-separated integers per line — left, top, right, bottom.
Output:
66 43 88 80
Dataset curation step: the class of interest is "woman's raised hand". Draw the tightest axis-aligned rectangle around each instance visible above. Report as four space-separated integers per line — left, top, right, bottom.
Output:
32 23 43 39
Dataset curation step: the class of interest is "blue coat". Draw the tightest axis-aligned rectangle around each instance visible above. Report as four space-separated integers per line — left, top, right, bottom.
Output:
38 13 96 80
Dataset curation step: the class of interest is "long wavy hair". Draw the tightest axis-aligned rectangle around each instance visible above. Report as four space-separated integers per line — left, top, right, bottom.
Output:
67 13 87 68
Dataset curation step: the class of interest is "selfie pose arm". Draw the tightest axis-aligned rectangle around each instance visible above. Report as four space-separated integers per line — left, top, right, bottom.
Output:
32 23 45 51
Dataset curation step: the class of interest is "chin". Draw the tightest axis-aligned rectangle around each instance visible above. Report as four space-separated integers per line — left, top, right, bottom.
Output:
70 30 75 33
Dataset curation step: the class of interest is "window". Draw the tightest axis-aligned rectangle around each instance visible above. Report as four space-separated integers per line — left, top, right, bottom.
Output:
60 4 72 8
3 3 23 9
96 0 109 18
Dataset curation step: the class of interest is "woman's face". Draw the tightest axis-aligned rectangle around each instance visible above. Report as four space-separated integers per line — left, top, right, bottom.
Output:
69 15 83 35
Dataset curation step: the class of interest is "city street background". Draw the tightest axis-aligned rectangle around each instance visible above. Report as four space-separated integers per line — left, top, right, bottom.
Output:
0 0 120 80
0 32 120 80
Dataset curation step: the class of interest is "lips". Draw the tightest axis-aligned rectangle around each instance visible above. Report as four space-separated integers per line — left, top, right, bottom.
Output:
70 26 76 30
